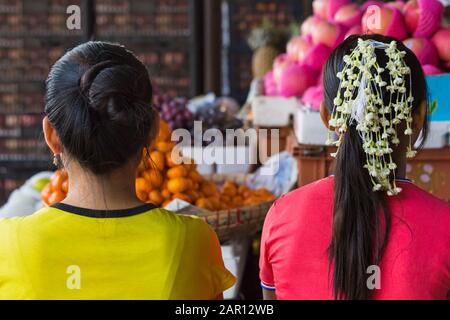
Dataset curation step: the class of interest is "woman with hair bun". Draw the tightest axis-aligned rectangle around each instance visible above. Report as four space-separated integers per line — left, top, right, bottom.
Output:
0 41 235 299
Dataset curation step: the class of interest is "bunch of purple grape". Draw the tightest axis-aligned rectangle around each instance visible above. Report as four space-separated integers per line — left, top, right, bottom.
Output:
192 105 244 146
153 94 194 131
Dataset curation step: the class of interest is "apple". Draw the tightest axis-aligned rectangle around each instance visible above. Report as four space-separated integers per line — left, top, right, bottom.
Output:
303 43 332 72
313 0 328 19
404 0 443 38
403 38 438 66
386 1 405 11
301 16 322 39
345 25 363 39
311 20 346 49
432 28 450 62
334 4 362 28
273 54 292 83
286 36 312 62
313 0 350 20
362 5 408 40
278 63 317 97
302 85 324 111
404 0 420 34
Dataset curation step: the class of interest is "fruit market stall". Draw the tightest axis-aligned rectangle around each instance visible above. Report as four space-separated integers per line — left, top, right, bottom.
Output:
246 0 450 202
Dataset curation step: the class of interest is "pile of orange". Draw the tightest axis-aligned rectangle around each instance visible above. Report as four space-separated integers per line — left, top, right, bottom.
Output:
42 119 276 210
41 170 68 206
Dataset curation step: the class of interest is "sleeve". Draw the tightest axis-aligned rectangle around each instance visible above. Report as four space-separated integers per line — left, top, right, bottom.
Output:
259 202 277 291
205 225 237 297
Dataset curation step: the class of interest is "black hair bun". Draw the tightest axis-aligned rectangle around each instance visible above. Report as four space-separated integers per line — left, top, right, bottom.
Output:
45 41 158 175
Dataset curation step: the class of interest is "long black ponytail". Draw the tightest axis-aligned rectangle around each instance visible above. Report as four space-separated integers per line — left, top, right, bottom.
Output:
323 34 428 300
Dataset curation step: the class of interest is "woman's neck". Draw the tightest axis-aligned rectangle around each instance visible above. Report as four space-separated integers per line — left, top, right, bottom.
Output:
61 164 143 210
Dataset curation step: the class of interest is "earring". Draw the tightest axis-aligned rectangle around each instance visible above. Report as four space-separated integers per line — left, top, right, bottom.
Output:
53 154 61 167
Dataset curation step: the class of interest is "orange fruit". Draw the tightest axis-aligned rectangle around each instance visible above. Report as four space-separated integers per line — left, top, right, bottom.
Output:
148 190 164 206
158 119 171 142
48 190 66 205
149 151 165 171
208 196 221 210
41 184 52 205
196 197 212 210
201 181 217 197
155 141 174 153
188 170 203 183
167 165 188 179
186 189 200 202
61 180 69 193
167 177 189 194
50 171 65 191
172 193 191 203
161 189 171 199
222 181 237 196
238 185 250 194
137 190 148 202
136 177 151 194
143 170 163 189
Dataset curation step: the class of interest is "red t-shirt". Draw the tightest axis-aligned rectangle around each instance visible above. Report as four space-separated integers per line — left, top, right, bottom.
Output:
260 176 450 300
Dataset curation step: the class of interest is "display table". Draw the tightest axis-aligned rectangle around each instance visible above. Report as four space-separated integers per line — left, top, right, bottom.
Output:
287 131 450 202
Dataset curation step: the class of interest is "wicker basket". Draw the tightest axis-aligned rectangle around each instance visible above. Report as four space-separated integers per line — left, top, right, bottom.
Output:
199 173 274 242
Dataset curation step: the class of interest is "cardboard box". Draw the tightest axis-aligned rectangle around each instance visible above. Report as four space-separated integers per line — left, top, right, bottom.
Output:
251 96 298 126
294 107 329 145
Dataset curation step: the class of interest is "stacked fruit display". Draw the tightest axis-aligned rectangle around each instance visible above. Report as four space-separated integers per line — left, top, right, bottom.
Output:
264 0 450 110
41 120 275 210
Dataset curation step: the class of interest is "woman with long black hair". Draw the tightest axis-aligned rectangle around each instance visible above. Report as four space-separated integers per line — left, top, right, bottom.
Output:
0 41 235 299
260 34 450 300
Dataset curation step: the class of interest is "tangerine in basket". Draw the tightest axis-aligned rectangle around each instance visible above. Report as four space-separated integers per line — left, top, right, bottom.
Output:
161 189 171 200
158 119 171 142
188 170 203 183
155 141 174 153
166 165 188 179
50 171 65 191
222 181 238 197
48 190 66 205
136 177 151 194
196 197 213 210
149 151 165 171
167 177 189 194
147 170 164 189
61 180 69 193
200 181 217 197
148 190 164 206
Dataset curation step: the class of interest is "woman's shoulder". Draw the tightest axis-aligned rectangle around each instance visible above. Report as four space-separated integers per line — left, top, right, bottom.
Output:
273 176 334 210
149 208 214 238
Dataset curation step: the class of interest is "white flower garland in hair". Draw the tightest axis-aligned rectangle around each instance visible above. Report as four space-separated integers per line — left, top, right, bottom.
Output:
326 38 416 196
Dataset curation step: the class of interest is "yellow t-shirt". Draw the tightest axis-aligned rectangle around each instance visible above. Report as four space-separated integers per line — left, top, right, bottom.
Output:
0 203 236 300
